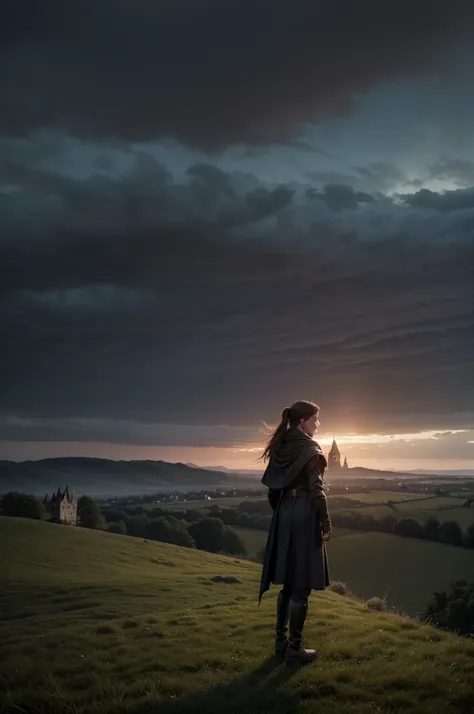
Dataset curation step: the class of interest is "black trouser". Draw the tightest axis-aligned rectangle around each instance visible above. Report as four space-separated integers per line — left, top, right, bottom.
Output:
281 582 311 605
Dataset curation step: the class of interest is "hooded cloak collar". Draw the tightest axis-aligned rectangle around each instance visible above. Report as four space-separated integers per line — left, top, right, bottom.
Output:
261 427 326 490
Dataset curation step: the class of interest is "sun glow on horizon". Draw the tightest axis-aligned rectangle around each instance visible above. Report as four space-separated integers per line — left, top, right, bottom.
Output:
233 428 468 454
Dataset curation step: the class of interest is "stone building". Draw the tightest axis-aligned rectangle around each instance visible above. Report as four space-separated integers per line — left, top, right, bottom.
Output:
44 486 77 525
327 439 349 471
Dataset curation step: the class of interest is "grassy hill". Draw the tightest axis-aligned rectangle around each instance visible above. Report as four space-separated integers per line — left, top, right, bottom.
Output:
1 517 474 714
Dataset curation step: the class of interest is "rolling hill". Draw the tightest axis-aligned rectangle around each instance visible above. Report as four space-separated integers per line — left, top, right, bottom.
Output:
1 517 474 714
0 457 259 497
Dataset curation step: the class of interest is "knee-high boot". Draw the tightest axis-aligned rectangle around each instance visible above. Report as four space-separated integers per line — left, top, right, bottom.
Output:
285 600 317 665
275 590 290 654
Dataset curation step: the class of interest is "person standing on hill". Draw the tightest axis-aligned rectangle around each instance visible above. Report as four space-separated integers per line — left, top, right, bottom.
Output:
258 400 331 665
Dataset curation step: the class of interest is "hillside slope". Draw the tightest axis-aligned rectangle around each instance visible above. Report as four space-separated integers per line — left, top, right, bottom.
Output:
1 517 474 714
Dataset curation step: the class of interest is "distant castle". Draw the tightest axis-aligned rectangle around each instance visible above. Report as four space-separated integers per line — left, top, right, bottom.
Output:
43 486 77 525
327 439 349 471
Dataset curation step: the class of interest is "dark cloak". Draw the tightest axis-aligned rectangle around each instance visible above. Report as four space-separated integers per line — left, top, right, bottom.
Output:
259 428 330 603
261 428 325 490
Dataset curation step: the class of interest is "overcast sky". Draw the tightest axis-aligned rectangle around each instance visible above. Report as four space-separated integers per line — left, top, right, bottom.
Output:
1 1 474 471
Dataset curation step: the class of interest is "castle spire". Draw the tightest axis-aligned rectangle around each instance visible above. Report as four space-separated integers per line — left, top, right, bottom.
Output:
328 437 341 469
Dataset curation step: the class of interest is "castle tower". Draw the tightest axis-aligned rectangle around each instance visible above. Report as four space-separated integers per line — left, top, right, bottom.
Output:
328 438 341 470
343 456 349 470
45 485 78 526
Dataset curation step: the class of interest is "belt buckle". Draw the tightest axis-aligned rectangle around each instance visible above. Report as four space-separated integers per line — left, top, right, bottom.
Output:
290 488 297 496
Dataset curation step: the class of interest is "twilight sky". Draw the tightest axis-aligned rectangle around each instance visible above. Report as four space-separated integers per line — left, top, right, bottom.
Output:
1 1 474 471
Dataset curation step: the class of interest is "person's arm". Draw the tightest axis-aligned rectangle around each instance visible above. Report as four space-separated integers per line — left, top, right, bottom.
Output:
306 456 332 536
268 488 281 511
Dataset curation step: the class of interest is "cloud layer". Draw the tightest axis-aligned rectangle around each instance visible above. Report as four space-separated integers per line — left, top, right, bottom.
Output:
1 145 473 446
2 1 474 149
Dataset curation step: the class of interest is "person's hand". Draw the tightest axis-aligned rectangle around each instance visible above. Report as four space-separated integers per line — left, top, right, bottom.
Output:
322 532 331 541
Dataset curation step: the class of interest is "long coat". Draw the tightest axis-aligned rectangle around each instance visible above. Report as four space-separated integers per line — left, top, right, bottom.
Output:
259 446 331 603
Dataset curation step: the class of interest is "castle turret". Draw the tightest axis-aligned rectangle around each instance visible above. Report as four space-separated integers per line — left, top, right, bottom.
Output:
44 485 77 526
328 439 341 469
343 456 348 470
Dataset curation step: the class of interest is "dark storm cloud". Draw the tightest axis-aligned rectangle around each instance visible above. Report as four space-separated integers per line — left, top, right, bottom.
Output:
0 415 257 449
1 151 474 445
306 163 406 194
402 187 474 212
306 184 375 212
2 1 474 149
425 158 474 187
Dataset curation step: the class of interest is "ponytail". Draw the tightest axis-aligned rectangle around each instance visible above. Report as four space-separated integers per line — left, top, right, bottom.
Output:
259 400 319 462
260 407 290 462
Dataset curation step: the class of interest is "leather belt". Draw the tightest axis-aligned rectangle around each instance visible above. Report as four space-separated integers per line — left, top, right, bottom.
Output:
283 488 309 497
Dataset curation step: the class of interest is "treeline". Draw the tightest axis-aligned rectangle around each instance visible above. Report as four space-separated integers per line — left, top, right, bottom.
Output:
331 512 474 549
173 499 474 550
0 491 107 530
101 504 248 555
102 500 273 535
0 492 248 557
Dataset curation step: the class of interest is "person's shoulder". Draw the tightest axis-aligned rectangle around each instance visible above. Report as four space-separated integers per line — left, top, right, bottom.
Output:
308 441 327 465
312 440 325 454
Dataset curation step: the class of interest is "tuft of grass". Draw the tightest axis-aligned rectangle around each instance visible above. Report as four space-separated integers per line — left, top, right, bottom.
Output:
329 581 349 596
1 516 474 714
366 596 387 612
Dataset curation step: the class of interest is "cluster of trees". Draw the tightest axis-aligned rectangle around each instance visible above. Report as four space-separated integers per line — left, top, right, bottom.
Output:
330 511 474 549
101 506 247 555
0 491 248 557
0 491 104 529
201 499 474 549
177 499 474 550
1 492 46 520
422 580 474 637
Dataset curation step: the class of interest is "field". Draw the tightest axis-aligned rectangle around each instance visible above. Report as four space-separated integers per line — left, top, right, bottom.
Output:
234 526 474 616
134 491 474 534
333 491 436 504
395 496 466 510
141 496 267 511
329 493 474 529
2 517 474 714
140 492 435 512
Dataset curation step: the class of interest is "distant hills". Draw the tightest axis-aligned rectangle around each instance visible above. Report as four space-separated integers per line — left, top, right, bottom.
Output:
2 457 472 500
0 457 261 498
185 462 263 476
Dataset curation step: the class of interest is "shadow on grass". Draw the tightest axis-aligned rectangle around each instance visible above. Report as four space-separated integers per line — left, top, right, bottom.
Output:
135 656 301 713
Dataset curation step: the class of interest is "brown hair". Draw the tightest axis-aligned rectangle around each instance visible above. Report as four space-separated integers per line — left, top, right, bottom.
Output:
260 400 319 462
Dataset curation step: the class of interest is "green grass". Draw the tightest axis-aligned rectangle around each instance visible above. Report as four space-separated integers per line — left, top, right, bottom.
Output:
396 496 466 510
1 518 474 714
339 504 397 518
327 532 474 616
393 504 474 529
234 526 267 557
